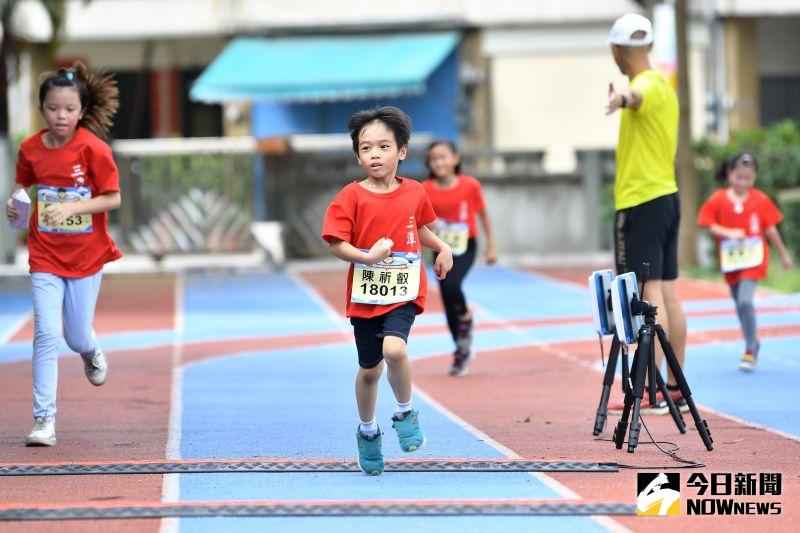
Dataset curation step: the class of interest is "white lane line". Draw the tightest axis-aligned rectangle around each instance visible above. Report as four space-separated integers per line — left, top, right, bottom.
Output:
694 404 800 444
467 302 629 532
0 310 32 345
412 385 581 499
284 269 350 335
159 272 185 533
292 269 626 529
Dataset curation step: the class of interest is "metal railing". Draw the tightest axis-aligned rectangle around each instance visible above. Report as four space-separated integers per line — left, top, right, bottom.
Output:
108 135 615 258
113 137 257 255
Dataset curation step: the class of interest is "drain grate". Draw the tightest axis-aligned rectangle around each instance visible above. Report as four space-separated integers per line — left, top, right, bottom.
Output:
0 459 618 476
0 500 636 521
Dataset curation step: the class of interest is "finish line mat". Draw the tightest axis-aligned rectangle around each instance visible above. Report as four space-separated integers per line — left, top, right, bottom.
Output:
0 500 636 521
0 458 618 476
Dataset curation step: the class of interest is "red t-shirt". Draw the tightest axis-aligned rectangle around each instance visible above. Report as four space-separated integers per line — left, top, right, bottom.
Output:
16 127 122 278
697 188 783 285
321 177 436 318
422 174 486 238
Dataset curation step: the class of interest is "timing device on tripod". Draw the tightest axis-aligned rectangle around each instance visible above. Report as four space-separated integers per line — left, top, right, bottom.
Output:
588 266 714 453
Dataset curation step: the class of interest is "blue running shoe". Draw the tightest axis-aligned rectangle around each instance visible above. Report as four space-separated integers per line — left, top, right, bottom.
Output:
356 428 384 475
392 409 426 452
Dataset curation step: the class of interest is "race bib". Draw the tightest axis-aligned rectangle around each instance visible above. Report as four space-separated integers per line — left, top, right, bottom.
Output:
351 251 421 305
435 220 469 256
37 185 92 234
720 237 764 273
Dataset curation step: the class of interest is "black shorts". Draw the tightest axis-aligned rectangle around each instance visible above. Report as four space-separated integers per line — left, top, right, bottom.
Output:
350 302 417 369
614 192 680 281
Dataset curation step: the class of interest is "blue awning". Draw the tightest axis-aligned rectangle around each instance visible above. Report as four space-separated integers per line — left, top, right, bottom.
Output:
190 32 460 104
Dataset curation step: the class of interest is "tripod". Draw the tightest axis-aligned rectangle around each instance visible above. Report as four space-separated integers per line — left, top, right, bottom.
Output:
593 335 685 436
611 296 714 453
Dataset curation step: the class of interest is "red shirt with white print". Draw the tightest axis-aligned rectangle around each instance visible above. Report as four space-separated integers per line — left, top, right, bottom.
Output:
321 177 436 318
422 174 486 238
697 188 783 285
16 127 122 278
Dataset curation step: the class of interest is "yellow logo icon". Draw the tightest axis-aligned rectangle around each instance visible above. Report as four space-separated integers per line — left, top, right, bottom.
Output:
637 473 680 516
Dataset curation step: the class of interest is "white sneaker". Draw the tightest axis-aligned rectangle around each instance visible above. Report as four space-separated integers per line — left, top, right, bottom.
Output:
25 417 56 447
738 352 757 373
82 348 108 386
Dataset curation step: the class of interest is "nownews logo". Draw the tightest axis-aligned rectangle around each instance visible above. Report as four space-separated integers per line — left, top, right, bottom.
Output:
636 472 783 517
637 473 680 516
686 472 782 515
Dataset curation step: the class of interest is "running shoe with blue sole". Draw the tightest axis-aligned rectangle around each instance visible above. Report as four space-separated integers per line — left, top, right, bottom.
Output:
392 409 426 452
356 428 384 475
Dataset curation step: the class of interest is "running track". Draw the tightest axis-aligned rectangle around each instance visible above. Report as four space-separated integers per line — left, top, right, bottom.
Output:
0 264 798 532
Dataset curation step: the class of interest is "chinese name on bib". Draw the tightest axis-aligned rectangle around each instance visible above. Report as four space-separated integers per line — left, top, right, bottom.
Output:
351 251 421 305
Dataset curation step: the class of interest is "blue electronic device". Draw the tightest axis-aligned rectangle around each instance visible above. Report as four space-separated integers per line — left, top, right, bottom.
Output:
588 269 615 336
610 272 643 345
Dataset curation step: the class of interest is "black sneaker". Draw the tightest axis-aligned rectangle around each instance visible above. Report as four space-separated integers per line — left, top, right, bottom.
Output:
449 350 469 376
660 388 689 413
455 317 473 355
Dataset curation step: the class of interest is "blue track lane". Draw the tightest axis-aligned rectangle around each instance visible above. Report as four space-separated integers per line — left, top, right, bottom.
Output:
683 336 800 435
181 272 346 341
176 270 605 532
0 281 30 342
2 267 797 530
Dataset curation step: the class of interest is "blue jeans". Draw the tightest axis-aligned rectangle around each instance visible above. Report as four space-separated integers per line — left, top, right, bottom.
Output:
31 271 103 419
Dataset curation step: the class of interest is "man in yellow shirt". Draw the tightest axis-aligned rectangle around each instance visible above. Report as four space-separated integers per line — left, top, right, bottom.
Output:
605 13 687 415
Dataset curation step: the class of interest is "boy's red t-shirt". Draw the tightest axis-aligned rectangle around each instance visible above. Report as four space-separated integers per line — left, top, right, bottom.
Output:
697 188 783 285
422 174 486 238
15 127 122 278
321 177 436 319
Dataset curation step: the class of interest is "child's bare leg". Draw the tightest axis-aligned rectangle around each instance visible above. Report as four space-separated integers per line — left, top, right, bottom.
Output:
382 336 412 404
355 364 384 423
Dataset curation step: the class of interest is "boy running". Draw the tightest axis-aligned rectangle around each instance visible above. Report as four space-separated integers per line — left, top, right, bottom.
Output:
321 106 453 475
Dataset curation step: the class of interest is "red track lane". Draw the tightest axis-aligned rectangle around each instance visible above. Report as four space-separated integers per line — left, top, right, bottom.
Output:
0 456 604 469
411 341 798 531
0 274 177 533
179 331 351 366
1 269 797 532
300 268 799 531
0 347 173 533
10 274 176 342
529 266 776 300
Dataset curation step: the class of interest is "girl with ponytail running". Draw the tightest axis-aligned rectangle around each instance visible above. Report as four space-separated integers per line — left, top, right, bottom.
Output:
5 61 122 446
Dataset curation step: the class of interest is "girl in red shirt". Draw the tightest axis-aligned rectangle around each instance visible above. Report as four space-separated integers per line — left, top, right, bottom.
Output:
697 152 792 372
5 62 121 446
423 140 497 376
322 107 452 475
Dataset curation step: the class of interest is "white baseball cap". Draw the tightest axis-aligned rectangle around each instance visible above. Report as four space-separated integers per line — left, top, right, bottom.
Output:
607 13 654 47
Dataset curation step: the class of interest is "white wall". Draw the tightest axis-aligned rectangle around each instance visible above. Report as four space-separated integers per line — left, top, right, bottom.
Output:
490 50 627 172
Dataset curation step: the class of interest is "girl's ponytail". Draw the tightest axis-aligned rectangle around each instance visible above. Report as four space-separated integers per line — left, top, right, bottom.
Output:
73 61 119 140
714 158 729 185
